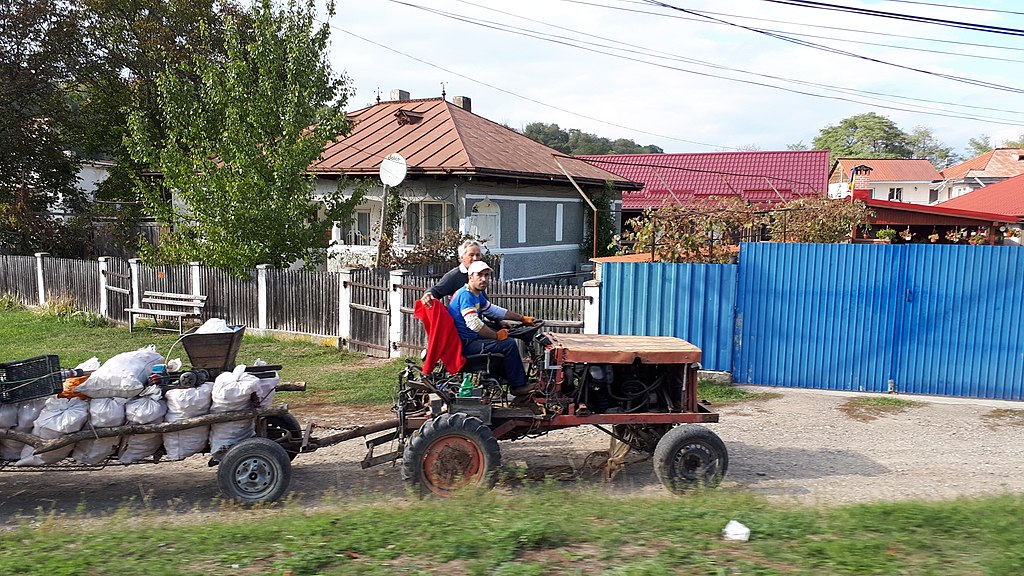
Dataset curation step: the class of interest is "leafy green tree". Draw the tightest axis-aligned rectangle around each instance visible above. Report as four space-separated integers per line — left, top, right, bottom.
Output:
0 0 90 254
521 122 662 155
1002 134 1024 148
769 197 873 243
811 113 912 164
580 181 618 259
619 198 765 263
126 0 352 272
966 134 993 157
787 141 809 151
907 126 960 168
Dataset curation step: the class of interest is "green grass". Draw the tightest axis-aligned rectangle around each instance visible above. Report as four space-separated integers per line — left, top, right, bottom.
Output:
698 379 782 405
838 396 923 422
0 308 404 408
2 488 1023 575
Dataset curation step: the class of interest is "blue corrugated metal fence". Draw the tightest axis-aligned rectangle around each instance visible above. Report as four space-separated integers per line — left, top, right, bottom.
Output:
601 244 1024 400
600 262 736 371
735 243 1024 400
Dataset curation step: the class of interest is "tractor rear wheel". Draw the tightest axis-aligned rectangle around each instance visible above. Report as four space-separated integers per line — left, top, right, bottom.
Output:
653 425 728 494
401 413 501 497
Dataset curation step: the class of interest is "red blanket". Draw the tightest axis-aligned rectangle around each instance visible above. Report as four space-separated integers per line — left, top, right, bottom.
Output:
413 300 465 373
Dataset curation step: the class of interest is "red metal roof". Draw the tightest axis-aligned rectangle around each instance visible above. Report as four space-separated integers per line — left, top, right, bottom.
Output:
831 158 942 183
864 198 1014 225
937 172 1024 219
579 150 829 210
310 97 638 188
940 148 1024 180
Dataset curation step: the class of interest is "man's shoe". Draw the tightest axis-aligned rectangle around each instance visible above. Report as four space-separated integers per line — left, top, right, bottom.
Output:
508 382 536 396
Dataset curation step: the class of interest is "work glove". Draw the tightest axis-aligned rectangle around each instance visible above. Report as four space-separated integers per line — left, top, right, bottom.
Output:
495 328 508 341
521 316 535 325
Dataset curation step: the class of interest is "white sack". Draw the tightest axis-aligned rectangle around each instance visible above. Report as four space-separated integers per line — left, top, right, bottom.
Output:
16 398 47 431
209 366 260 454
15 397 89 466
195 318 232 334
255 373 279 409
70 397 128 464
72 437 120 465
88 397 127 428
75 357 101 372
162 382 213 461
77 346 163 398
119 388 167 464
0 403 20 460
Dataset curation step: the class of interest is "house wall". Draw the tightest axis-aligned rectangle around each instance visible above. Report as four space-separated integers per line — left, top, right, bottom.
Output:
866 181 934 204
315 176 614 279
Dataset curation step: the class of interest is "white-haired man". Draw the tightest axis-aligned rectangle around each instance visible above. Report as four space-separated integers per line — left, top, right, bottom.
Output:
419 239 483 308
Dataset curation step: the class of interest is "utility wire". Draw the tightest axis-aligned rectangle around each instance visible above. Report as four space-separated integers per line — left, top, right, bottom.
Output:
329 25 734 150
757 0 1024 36
386 0 1024 125
453 0 1024 118
880 0 1024 16
641 0 1024 93
562 0 1024 54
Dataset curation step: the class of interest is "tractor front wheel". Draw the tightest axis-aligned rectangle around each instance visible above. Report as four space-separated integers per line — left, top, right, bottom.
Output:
653 425 728 494
401 413 501 497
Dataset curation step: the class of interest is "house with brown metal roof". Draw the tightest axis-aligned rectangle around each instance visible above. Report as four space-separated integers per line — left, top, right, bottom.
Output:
828 158 942 204
310 92 640 279
935 148 1024 203
577 150 829 225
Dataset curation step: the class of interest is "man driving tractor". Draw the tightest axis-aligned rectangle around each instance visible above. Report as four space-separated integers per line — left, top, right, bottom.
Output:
448 260 536 396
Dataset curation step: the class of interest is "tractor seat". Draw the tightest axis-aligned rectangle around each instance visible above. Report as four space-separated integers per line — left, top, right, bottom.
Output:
462 353 506 375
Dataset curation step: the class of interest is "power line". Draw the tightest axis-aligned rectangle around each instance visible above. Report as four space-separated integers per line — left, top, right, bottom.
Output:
387 0 1024 125
880 0 1024 16
641 0 1024 94
329 25 734 150
756 0 1024 36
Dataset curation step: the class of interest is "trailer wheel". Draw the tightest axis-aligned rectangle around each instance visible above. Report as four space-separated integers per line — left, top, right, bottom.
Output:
217 437 292 505
262 413 302 461
402 413 501 497
653 425 728 494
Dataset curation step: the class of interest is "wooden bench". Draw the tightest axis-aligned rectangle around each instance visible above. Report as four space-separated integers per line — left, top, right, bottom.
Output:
126 291 207 334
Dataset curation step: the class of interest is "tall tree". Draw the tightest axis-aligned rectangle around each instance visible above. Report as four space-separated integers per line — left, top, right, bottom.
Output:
811 112 912 164
1002 134 1024 148
126 0 352 272
521 122 662 155
965 134 992 158
0 1 89 254
907 126 960 168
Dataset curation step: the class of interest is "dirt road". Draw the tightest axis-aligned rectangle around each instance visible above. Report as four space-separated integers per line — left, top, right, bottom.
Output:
3 386 1023 524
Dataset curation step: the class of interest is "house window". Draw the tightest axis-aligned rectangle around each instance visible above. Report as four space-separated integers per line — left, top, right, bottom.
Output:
469 200 500 248
405 201 455 244
888 187 903 201
518 203 527 243
928 189 939 204
341 211 371 245
555 203 563 242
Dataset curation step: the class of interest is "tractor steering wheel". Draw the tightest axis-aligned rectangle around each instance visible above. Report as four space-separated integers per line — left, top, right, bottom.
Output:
507 319 545 340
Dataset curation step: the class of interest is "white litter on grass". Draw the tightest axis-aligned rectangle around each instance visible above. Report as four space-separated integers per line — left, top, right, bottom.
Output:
723 520 750 541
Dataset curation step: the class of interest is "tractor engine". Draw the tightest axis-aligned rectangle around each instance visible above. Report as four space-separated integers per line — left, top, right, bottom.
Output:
560 360 685 414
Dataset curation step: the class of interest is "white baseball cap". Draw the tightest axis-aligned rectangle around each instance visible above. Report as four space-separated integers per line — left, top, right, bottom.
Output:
467 260 492 275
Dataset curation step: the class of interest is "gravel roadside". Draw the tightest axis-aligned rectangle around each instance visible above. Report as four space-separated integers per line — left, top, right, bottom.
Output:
2 386 1023 524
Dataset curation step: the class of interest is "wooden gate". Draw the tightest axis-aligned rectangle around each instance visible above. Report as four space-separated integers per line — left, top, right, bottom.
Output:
103 258 132 325
347 268 390 356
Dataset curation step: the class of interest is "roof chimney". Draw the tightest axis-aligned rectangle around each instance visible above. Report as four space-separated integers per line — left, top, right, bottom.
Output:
390 89 410 101
452 96 472 112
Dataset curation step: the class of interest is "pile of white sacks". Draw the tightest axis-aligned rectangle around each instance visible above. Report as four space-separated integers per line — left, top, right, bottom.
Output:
0 346 278 467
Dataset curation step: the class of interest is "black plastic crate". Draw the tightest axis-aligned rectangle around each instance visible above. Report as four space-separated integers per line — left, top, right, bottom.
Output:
181 326 246 375
0 355 63 404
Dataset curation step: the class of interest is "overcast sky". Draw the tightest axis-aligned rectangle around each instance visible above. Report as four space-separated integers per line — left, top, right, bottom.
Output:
327 0 1024 155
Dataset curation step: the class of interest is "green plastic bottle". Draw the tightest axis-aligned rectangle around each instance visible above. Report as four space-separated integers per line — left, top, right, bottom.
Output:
459 373 473 397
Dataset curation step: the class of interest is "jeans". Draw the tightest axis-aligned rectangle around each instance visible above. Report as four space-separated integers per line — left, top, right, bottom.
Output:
461 337 526 389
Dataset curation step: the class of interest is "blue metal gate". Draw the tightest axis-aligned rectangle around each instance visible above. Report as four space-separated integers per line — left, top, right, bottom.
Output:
735 243 1024 400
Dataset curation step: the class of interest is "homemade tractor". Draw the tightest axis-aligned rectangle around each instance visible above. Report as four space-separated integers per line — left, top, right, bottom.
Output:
372 320 728 496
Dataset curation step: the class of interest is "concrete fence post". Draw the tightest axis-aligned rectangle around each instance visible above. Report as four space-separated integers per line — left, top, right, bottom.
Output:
389 269 409 358
256 264 272 334
338 267 354 350
128 258 142 309
189 261 203 317
583 279 601 335
34 252 48 306
98 257 109 317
